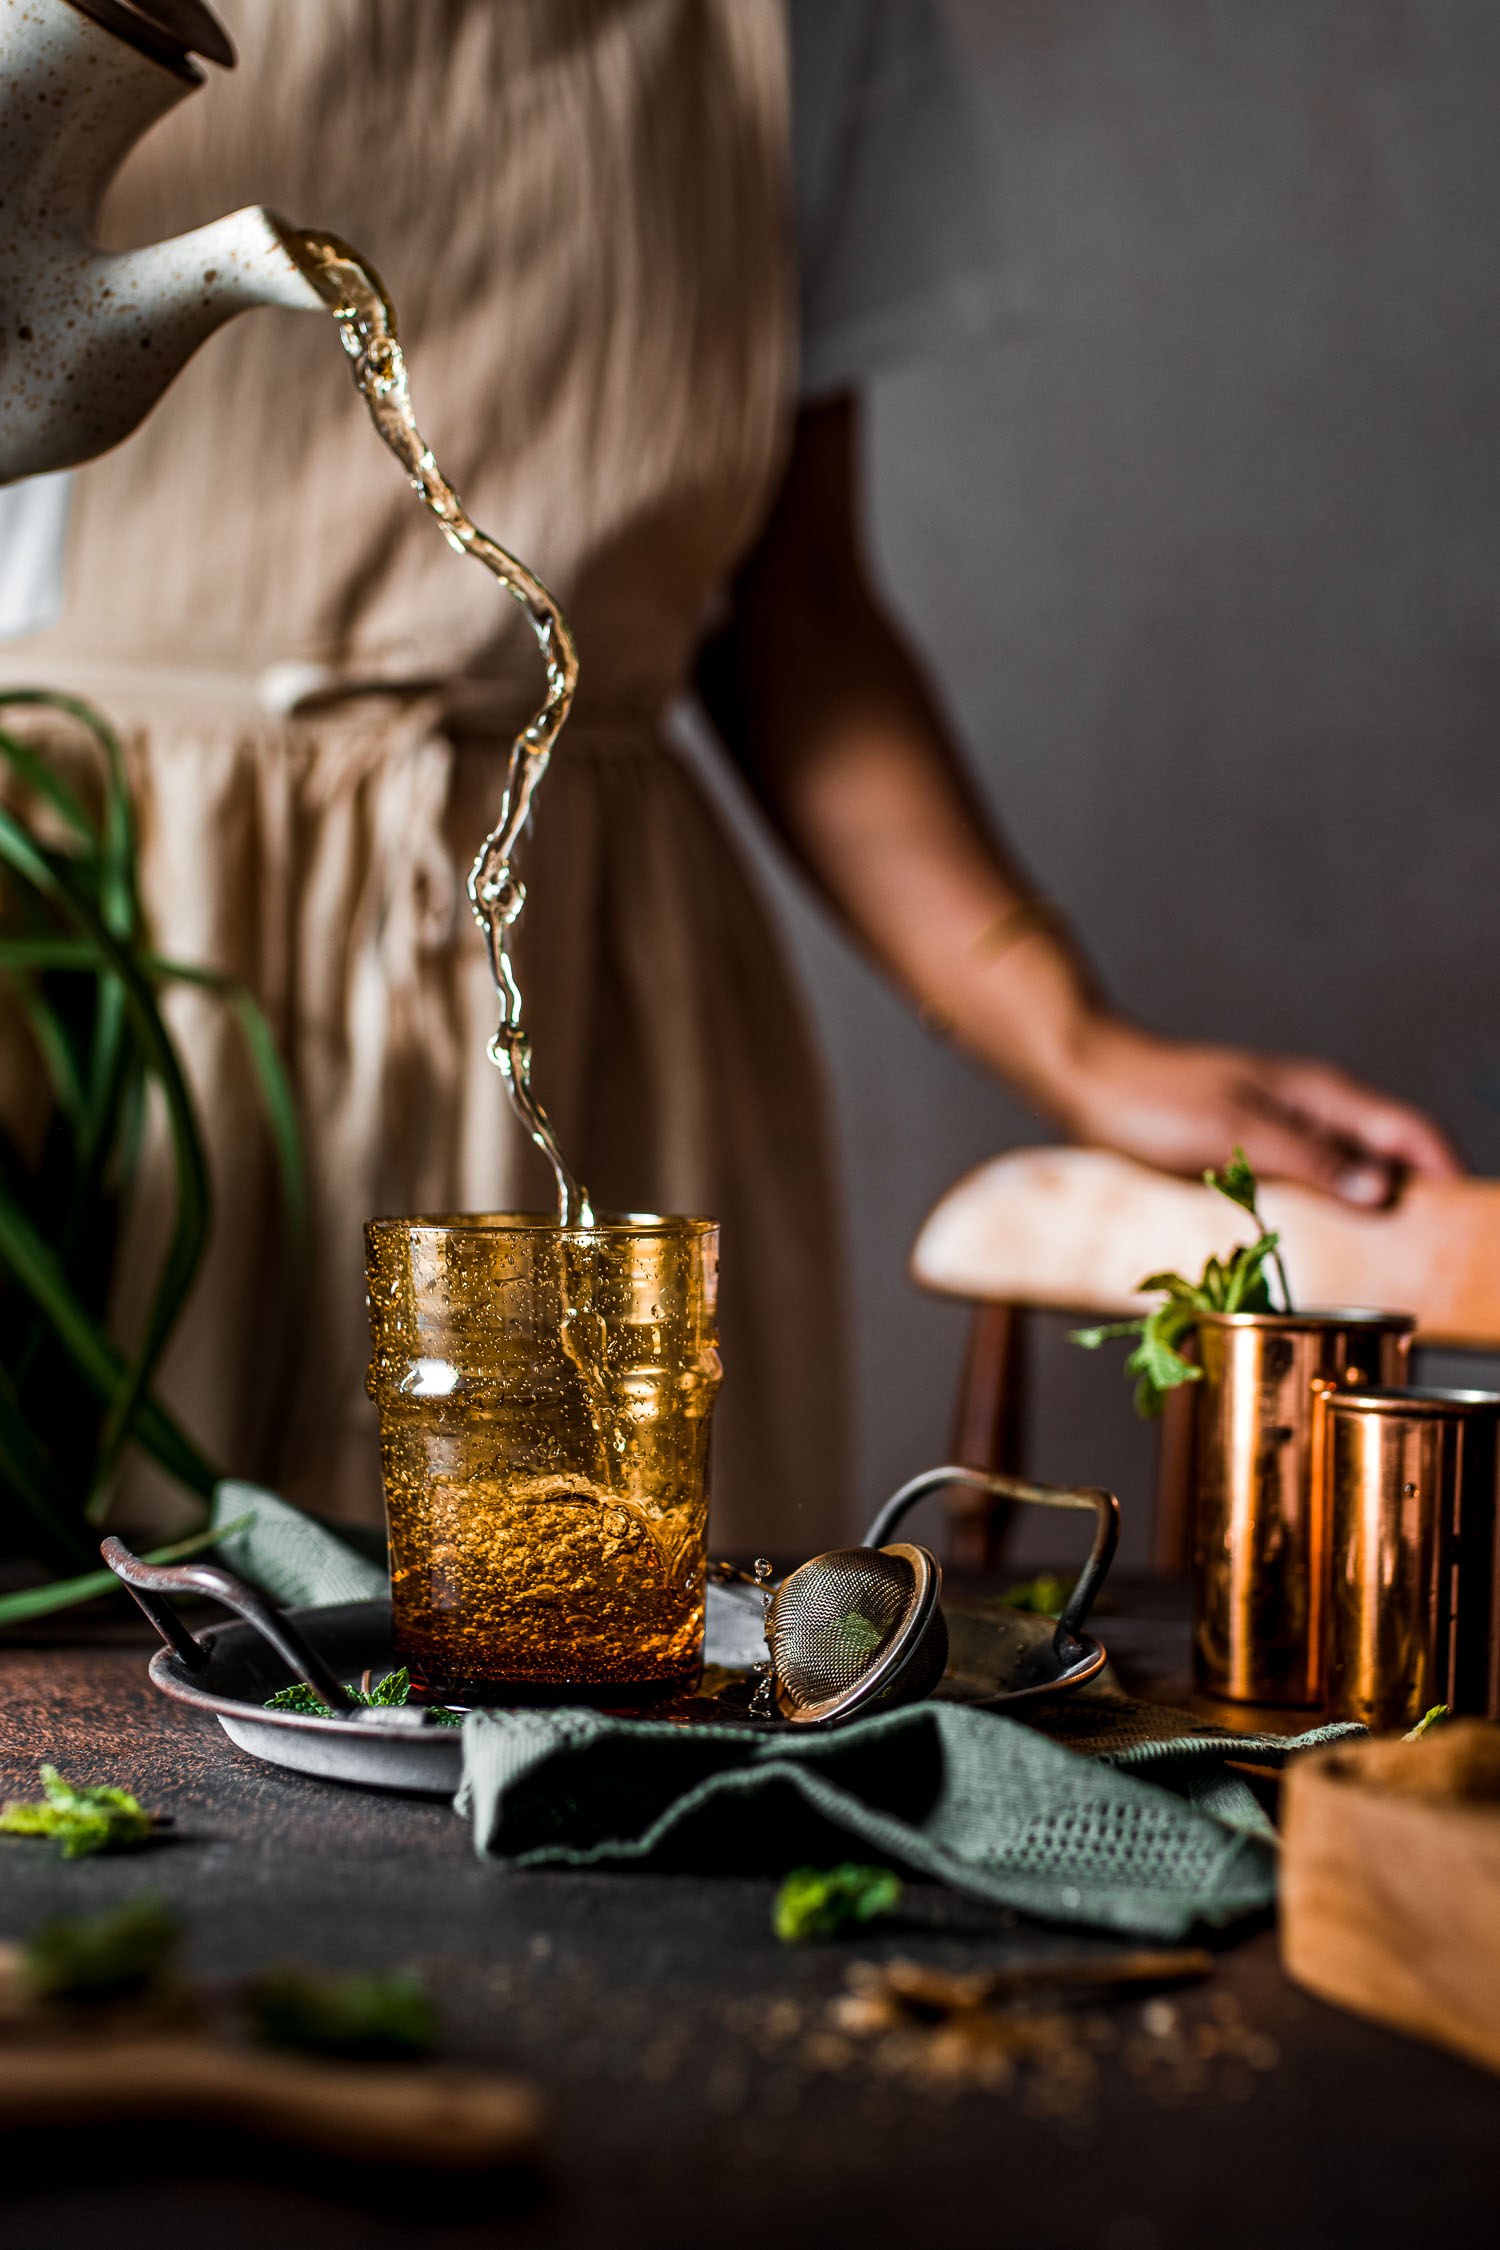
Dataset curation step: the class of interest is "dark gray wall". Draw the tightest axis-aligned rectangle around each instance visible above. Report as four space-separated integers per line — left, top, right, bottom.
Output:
700 0 1500 1565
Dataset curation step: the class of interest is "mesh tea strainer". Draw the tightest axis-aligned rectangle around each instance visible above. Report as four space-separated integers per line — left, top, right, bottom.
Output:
760 1463 1119 1724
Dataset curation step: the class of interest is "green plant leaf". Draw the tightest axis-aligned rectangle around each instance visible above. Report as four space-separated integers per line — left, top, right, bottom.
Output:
1136 1271 1213 1307
1072 1146 1296 1414
0 1766 158 1861
21 1896 181 1994
1223 1231 1281 1313
773 1864 903 1944
1069 1319 1145 1350
0 694 305 1565
0 799 214 1515
244 1966 438 2060
1002 1571 1076 1617
1205 1146 1259 1217
0 1180 216 1496
150 956 309 1277
263 1665 464 1725
0 1359 92 1571
1124 1303 1202 1418
0 1515 251 1628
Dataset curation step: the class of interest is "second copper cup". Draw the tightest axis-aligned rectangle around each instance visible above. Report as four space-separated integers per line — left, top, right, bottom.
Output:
1319 1385 1500 1731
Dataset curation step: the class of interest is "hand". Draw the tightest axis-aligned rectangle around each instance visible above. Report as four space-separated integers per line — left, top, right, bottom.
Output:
1051 1014 1463 1206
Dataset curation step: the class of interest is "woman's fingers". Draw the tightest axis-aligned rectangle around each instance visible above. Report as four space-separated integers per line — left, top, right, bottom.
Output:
1256 1057 1464 1181
1058 1020 1463 1206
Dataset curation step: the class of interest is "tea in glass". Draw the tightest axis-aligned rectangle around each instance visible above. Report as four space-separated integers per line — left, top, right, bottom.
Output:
365 1213 720 1702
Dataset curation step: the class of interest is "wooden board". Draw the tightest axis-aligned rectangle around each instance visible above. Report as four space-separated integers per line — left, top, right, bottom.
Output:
1280 1724 1500 2073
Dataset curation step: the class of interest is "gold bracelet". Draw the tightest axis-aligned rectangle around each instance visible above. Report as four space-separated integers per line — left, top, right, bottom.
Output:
970 895 1063 963
916 899 1062 1039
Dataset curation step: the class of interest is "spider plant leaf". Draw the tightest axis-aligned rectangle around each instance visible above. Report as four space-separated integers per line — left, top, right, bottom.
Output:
0 938 99 970
0 804 212 1514
0 723 99 850
0 1359 93 1571
149 957 309 1251
0 1512 252 1628
1 968 87 1123
0 1178 214 1491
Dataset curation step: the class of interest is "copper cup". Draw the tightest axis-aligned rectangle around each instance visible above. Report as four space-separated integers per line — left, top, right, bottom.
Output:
1192 1308 1414 1706
1319 1386 1500 1731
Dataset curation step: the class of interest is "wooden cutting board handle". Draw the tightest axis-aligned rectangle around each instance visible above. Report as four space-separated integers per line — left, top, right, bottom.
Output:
0 2037 543 2166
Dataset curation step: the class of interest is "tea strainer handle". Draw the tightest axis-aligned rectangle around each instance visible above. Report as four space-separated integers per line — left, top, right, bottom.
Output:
862 1465 1120 1648
100 1536 358 1713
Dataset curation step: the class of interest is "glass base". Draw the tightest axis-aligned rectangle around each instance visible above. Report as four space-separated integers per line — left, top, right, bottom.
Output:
407 1665 701 1710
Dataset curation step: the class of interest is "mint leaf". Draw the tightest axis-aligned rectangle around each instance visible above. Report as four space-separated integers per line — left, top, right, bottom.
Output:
1003 1571 1076 1617
1070 1319 1145 1350
773 1864 902 1944
264 1681 333 1717
1223 1231 1281 1313
1125 1303 1202 1418
0 1765 157 1859
265 1670 463 1726
834 1611 886 1659
245 1966 438 2060
22 1896 181 2001
1206 1146 1259 1217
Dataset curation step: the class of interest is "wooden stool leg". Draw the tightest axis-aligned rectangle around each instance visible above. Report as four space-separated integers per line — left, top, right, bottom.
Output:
947 1303 1026 1575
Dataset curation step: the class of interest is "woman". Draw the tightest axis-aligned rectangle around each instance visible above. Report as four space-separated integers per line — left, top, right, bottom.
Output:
1 0 1456 1550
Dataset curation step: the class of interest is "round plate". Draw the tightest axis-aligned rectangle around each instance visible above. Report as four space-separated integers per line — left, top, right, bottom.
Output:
147 1589 1107 1793
150 1601 462 1796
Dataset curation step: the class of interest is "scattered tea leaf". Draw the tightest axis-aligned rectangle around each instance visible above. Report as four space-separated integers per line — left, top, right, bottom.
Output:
245 1965 438 2060
1002 1571 1076 1617
833 1611 886 1658
0 1764 159 1858
22 1896 182 2003
1404 1703 1450 1740
774 1864 903 1944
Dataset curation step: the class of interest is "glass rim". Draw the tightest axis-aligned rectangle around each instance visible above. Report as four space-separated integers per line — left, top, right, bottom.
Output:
365 1209 718 1241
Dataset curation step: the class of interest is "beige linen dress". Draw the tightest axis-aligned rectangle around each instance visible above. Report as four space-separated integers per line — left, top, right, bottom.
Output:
8 0 846 1552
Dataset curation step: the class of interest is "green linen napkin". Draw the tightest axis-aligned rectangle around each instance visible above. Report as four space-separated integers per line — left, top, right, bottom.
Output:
456 1702 1361 1940
211 1481 387 1607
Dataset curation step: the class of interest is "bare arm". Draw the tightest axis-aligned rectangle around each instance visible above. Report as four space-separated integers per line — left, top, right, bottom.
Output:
698 396 1459 1203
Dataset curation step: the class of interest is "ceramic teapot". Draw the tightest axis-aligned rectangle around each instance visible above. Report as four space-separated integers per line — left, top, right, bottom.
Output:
0 0 322 482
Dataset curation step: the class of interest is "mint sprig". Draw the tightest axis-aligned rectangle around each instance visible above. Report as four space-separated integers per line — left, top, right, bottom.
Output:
1072 1148 1293 1417
265 1666 464 1726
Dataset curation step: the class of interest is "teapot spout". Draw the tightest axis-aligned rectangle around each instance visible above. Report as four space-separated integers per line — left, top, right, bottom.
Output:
0 206 322 483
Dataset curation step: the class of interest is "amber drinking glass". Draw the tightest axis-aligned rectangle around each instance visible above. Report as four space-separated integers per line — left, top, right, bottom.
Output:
365 1213 721 1702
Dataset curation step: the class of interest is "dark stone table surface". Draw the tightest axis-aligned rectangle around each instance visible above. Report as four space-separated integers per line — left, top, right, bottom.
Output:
0 1594 1495 2250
